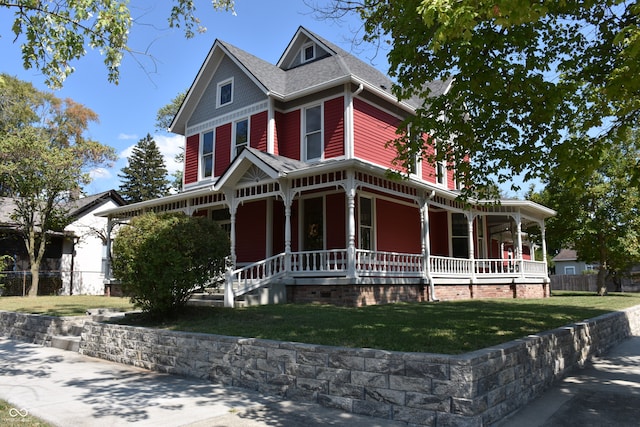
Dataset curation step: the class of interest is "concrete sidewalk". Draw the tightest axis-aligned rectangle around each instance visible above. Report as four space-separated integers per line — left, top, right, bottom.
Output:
0 338 404 427
496 335 640 427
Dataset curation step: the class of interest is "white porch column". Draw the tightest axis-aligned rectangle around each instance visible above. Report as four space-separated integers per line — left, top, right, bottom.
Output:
280 182 294 272
540 220 548 271
515 213 523 260
223 189 239 267
346 170 357 278
466 212 476 281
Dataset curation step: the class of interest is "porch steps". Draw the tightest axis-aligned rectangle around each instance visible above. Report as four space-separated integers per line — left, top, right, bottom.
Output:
187 293 246 308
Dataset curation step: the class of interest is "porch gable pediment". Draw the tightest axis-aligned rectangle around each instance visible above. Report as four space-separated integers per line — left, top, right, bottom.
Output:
215 147 306 190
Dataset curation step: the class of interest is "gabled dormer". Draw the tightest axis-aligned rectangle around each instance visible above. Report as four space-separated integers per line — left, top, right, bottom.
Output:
277 28 335 70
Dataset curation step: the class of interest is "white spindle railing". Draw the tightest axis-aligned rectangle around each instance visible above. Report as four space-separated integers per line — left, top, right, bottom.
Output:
356 250 423 277
291 249 348 274
430 255 473 276
224 250 549 306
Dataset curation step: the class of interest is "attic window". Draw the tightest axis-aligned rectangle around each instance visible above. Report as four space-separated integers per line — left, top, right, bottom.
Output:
217 78 233 108
302 43 315 63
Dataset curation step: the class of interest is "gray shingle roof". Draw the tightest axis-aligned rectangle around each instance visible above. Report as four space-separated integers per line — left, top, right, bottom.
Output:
220 26 450 106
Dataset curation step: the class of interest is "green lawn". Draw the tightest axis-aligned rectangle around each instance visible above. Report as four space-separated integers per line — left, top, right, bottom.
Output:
117 291 640 354
0 295 134 317
0 400 50 427
2 292 639 354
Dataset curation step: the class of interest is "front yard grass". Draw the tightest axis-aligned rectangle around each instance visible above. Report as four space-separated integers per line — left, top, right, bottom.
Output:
120 291 640 354
0 295 134 317
1 292 639 354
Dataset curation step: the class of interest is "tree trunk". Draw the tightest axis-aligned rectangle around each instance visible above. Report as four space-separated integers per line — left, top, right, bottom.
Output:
596 267 608 296
28 262 40 297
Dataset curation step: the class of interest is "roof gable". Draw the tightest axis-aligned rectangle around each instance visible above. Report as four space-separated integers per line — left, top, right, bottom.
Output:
170 26 453 136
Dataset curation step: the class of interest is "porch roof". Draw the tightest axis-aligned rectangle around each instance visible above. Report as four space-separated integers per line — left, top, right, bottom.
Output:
97 150 555 222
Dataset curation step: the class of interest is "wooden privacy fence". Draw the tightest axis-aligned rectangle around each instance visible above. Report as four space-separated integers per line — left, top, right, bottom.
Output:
551 274 640 293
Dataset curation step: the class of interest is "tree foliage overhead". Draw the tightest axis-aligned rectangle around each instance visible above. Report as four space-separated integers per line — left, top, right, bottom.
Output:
529 129 640 295
118 133 170 203
0 74 116 296
318 0 640 198
1 0 236 88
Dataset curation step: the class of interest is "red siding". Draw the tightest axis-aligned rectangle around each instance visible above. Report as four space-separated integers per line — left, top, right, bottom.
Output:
447 165 456 190
276 110 300 160
430 210 449 256
272 201 285 255
236 200 267 262
353 98 403 171
214 123 232 177
421 144 437 184
250 111 268 151
184 134 199 184
376 199 420 253
324 97 344 158
326 193 345 249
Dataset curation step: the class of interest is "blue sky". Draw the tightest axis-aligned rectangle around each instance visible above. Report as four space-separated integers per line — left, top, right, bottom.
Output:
1 0 383 195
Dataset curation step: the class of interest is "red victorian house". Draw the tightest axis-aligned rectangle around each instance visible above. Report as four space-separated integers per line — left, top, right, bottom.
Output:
102 27 555 307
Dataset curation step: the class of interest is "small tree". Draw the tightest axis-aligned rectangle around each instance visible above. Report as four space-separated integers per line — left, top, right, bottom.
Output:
118 134 170 203
111 212 230 317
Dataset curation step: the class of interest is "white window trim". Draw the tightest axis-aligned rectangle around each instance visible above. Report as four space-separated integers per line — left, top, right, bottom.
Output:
200 129 215 180
216 77 234 108
302 104 324 162
565 266 576 275
358 195 376 251
232 117 249 159
301 42 316 63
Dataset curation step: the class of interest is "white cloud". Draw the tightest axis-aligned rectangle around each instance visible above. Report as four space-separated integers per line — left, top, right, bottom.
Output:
119 133 185 175
154 134 185 175
118 133 138 140
89 167 112 180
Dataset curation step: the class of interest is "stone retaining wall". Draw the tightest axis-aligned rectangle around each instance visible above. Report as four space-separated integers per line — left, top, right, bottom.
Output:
75 306 640 426
0 310 87 346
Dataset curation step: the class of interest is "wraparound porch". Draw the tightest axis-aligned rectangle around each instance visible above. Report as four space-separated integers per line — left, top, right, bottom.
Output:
224 248 549 307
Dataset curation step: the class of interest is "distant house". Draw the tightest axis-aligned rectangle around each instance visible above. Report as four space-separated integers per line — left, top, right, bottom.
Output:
552 249 596 275
100 27 555 307
0 190 125 295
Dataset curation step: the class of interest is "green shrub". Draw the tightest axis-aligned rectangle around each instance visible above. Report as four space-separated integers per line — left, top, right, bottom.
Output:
111 212 230 317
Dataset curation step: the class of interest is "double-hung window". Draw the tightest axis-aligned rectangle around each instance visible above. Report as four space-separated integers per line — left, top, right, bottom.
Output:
359 196 374 250
304 105 322 161
202 130 214 179
234 119 248 157
451 213 469 258
217 78 233 108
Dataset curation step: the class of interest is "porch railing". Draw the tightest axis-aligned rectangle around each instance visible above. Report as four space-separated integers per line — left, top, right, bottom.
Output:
225 250 549 307
291 249 348 275
356 250 423 277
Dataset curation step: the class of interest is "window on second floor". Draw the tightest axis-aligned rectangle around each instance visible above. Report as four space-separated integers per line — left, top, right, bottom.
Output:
217 78 233 108
304 105 322 161
202 130 214 178
234 118 248 157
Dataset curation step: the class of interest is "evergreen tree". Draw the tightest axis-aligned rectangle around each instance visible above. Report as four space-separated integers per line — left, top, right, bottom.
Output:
118 134 170 203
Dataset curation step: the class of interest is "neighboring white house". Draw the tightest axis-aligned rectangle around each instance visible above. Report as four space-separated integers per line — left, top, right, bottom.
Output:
0 190 125 295
60 190 126 295
552 249 597 275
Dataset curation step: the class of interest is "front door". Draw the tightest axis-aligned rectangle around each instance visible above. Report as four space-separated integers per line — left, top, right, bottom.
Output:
302 197 324 251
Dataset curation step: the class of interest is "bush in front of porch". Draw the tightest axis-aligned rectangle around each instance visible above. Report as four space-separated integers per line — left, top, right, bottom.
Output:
111 212 229 318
